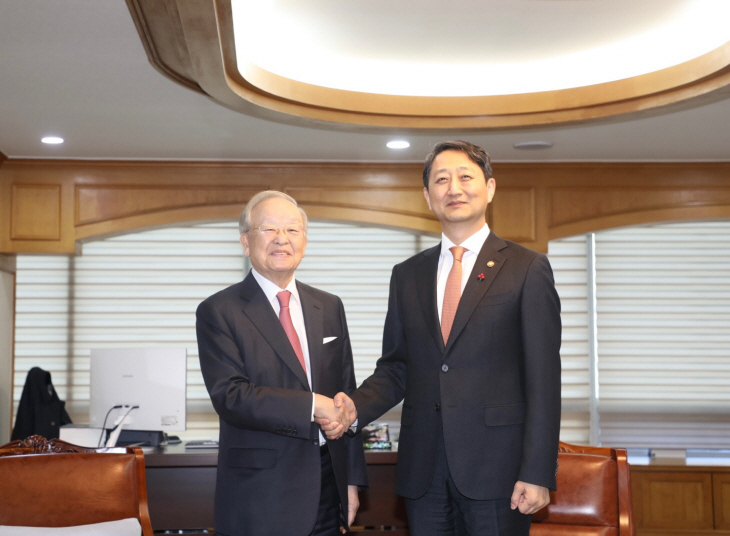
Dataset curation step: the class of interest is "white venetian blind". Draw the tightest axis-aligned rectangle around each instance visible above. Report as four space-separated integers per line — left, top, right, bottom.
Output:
13 221 439 439
595 221 730 449
298 223 439 383
548 235 591 444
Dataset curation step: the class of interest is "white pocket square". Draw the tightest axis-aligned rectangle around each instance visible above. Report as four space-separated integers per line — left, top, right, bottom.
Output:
323 336 337 344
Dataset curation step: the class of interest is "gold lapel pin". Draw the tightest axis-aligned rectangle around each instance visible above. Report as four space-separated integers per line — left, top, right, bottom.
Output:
487 261 495 268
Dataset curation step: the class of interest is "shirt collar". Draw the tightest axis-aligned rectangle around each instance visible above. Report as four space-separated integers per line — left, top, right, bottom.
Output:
251 268 300 306
440 223 491 256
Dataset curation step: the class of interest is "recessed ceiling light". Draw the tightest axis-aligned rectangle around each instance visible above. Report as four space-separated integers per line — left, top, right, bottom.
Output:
387 140 410 149
41 136 64 145
513 141 553 150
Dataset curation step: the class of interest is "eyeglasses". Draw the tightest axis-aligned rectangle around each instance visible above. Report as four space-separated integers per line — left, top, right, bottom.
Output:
250 223 306 237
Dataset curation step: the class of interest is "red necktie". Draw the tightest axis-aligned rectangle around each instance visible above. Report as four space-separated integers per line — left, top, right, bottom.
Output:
441 246 466 344
276 291 307 373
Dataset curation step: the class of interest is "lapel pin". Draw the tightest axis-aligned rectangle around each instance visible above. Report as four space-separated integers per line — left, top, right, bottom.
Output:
477 273 485 281
487 261 495 268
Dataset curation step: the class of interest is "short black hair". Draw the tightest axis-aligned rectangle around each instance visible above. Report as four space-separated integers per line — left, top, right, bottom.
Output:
422 140 493 189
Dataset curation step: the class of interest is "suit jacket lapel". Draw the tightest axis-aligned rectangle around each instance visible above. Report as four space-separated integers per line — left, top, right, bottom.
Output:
445 232 508 351
415 244 445 353
239 273 310 390
298 282 324 393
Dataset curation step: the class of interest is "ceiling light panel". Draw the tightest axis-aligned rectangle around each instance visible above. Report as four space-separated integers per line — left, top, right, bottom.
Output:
232 0 730 97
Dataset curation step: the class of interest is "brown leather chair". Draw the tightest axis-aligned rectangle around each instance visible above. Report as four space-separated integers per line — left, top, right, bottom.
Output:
530 441 635 536
0 435 153 536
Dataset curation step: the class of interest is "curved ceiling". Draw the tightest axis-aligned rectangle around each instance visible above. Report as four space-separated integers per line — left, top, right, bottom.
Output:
130 0 730 128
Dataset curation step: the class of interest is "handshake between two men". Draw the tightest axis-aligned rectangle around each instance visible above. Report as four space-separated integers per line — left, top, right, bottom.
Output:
313 392 357 440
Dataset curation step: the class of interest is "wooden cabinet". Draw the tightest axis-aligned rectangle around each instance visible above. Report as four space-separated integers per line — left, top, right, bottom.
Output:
631 461 730 536
714 473 730 531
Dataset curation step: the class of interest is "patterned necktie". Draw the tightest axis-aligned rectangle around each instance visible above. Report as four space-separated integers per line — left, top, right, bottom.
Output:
441 246 467 344
276 291 307 372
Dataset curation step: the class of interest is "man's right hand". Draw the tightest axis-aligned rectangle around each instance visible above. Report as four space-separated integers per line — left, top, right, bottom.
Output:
314 392 357 440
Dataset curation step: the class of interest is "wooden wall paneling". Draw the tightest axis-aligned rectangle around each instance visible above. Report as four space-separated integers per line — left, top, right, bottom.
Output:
489 187 536 242
11 184 61 240
74 184 265 240
632 470 714 531
0 169 11 253
548 186 730 239
75 185 264 226
288 186 442 236
3 160 730 255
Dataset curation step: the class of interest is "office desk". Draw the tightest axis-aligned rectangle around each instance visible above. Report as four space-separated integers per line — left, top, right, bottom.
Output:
143 445 407 534
144 444 217 532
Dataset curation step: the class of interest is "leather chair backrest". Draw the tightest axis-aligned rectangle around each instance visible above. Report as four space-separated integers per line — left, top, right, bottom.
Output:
0 452 143 527
531 446 633 536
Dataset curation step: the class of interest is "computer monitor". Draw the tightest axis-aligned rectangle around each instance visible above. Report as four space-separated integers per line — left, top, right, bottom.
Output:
89 347 187 446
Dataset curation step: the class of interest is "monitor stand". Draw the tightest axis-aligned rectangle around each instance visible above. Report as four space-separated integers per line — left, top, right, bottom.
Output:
116 430 166 447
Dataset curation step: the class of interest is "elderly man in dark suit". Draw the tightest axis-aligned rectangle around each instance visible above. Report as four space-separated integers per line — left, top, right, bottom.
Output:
196 190 367 536
321 141 561 536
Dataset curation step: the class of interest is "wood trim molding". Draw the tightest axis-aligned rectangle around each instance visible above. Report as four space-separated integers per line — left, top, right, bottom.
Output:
125 0 730 129
0 255 16 274
2 159 730 255
124 0 202 93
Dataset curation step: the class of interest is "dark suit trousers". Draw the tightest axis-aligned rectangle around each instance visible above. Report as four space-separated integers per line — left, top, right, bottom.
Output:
405 435 532 536
217 446 341 536
310 444 341 536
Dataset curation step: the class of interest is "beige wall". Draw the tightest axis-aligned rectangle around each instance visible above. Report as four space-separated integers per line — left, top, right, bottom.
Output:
0 255 15 445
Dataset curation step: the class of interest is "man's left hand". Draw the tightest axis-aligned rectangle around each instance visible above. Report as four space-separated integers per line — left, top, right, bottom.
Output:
510 481 550 514
340 485 359 533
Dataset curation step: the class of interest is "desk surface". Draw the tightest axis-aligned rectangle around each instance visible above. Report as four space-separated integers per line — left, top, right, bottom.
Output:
629 455 730 472
144 443 398 467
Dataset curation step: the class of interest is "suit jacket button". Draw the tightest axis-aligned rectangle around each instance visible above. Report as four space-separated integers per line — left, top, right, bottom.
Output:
434 403 441 411
441 364 449 372
313 439 319 445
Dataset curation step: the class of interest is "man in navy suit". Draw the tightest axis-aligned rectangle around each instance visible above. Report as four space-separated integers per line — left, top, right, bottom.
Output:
321 141 561 535
197 190 367 536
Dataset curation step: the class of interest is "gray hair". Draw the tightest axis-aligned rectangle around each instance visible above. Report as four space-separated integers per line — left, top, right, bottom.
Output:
239 190 308 234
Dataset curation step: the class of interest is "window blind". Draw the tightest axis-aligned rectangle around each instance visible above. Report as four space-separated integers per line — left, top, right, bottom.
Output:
595 221 730 448
548 235 591 444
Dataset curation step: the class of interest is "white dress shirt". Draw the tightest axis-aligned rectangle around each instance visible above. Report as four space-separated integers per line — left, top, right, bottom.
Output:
251 268 311 383
436 223 491 322
251 269 326 443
